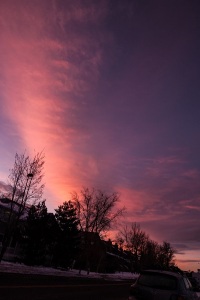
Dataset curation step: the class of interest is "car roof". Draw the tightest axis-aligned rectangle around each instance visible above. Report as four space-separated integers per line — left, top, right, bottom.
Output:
141 270 183 279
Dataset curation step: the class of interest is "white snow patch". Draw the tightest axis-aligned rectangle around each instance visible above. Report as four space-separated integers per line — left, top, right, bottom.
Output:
0 261 139 281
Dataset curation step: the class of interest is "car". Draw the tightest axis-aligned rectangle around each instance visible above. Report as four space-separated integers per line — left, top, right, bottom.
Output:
188 277 200 292
129 269 200 300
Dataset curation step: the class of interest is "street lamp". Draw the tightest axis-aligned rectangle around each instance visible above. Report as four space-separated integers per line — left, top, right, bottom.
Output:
27 173 33 179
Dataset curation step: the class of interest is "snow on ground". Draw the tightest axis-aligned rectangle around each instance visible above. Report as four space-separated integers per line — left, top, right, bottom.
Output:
0 261 138 281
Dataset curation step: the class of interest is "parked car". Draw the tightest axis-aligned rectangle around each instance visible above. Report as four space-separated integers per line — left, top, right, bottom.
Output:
129 269 199 300
188 277 200 292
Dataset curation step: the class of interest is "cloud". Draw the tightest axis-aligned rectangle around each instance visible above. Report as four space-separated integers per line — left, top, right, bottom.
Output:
108 153 200 251
0 181 11 194
1 0 200 271
0 1 112 210
185 206 200 212
178 259 200 263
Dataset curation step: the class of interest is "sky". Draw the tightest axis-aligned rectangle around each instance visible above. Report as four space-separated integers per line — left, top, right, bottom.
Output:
0 0 200 271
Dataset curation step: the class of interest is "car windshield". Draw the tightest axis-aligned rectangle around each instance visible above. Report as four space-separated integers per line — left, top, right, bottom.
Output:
138 273 178 290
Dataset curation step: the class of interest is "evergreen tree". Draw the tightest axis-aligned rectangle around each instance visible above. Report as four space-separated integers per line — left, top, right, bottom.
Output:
157 241 175 269
23 200 58 265
53 201 80 268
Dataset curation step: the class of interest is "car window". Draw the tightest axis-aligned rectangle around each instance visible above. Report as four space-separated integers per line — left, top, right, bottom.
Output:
138 273 177 290
183 277 192 290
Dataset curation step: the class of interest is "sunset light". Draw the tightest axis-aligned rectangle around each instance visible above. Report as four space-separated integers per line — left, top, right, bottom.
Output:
1 0 200 272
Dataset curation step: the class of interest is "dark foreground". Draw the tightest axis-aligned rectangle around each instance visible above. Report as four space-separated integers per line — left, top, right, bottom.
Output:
0 273 132 300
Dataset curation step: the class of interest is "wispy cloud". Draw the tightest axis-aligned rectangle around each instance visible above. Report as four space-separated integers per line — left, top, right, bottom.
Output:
1 0 200 271
0 1 111 207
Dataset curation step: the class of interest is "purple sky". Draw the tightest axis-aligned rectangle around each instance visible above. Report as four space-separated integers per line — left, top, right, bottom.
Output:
1 0 200 271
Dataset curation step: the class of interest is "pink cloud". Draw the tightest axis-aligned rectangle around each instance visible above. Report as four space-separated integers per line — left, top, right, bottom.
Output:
0 1 111 211
185 205 200 212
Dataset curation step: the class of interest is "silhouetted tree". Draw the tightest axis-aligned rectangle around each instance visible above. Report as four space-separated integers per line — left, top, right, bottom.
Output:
72 187 125 234
140 239 159 270
118 223 148 271
53 201 80 268
0 151 45 262
117 223 176 271
23 200 54 265
157 241 175 269
72 187 125 273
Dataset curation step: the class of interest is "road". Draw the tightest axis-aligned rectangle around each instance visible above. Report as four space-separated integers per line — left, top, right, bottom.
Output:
0 273 132 300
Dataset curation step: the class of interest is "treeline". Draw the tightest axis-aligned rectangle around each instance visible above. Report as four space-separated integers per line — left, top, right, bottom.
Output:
0 152 179 273
16 190 177 273
17 187 125 272
116 223 177 272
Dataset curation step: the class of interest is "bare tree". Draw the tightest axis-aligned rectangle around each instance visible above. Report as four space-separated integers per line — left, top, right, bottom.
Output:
117 223 176 271
117 223 149 271
119 223 148 255
71 187 125 274
0 151 45 262
72 187 125 235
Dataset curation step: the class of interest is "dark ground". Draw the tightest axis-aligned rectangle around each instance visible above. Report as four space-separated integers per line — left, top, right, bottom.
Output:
0 272 133 300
